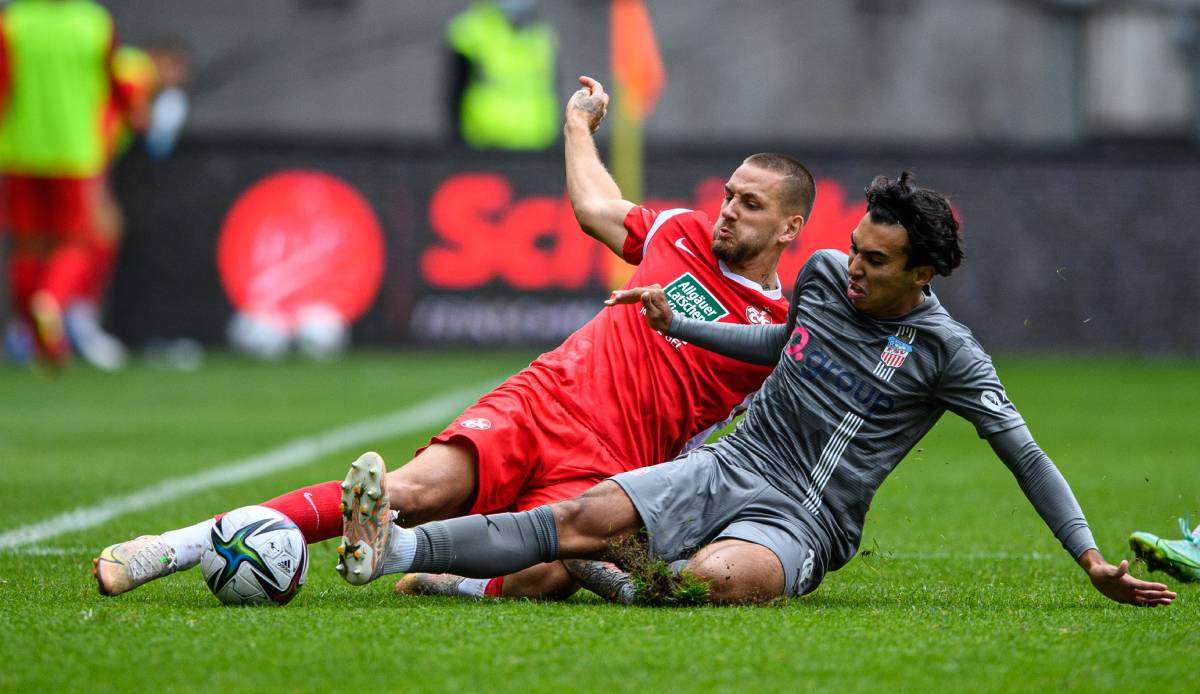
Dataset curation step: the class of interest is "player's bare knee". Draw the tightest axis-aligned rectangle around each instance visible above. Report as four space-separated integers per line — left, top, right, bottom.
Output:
686 562 777 605
686 542 785 604
684 557 742 604
384 473 440 526
548 497 594 553
551 482 637 556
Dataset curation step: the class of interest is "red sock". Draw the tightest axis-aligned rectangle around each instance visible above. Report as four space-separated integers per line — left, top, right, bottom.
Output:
79 240 117 303
484 577 504 597
258 480 345 543
37 242 92 305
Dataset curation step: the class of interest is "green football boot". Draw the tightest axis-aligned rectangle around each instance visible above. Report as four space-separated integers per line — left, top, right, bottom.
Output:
1129 517 1200 583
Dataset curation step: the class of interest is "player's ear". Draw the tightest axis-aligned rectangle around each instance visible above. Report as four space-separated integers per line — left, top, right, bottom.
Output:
912 265 935 289
780 214 804 243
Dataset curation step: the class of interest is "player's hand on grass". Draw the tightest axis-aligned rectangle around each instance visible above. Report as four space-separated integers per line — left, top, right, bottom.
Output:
606 284 672 332
1080 551 1176 607
566 75 609 134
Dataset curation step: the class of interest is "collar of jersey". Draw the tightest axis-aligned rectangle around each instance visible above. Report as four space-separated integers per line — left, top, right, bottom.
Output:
717 260 783 300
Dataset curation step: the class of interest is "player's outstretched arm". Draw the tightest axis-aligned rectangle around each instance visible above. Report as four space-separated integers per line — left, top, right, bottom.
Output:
985 426 1175 607
564 75 635 257
607 285 789 366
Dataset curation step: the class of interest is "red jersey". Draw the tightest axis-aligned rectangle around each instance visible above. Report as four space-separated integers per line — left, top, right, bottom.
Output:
499 205 789 469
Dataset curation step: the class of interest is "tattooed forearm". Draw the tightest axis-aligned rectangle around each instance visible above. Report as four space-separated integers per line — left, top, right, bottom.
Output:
563 559 636 604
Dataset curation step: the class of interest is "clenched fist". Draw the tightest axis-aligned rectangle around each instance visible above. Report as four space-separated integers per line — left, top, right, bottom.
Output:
565 75 609 134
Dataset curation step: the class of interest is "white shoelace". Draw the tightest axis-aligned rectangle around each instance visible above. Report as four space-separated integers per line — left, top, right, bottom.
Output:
127 540 177 583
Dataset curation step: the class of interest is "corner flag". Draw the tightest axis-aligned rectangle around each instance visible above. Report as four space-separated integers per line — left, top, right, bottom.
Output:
608 0 666 288
611 0 665 121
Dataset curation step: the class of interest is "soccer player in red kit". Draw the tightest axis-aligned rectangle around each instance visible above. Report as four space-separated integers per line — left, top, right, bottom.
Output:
0 0 146 368
93 76 816 600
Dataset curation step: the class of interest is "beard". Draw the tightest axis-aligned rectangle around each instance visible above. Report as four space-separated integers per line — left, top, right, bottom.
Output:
711 235 756 265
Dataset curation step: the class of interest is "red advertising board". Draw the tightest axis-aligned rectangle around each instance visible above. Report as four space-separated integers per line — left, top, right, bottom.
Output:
419 172 864 294
217 170 385 327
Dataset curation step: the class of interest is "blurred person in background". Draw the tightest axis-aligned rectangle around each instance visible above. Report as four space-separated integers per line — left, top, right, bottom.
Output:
63 38 191 371
0 0 146 370
447 0 558 150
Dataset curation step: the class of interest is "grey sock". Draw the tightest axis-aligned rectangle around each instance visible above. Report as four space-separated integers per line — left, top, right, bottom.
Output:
409 506 559 577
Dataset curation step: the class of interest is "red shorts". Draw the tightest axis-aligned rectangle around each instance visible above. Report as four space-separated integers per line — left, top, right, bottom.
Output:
420 384 625 514
3 174 106 239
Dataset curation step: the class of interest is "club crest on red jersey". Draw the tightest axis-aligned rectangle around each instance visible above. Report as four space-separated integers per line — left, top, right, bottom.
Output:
746 306 772 325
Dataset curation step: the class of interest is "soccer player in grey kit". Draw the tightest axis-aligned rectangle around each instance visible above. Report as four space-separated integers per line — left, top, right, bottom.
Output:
338 172 1176 607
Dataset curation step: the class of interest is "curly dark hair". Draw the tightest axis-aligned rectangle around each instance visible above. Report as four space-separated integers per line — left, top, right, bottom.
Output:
864 171 963 277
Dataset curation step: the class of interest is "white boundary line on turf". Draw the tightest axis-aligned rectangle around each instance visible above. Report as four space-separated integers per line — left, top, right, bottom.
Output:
0 545 92 556
863 551 1056 561
0 381 494 551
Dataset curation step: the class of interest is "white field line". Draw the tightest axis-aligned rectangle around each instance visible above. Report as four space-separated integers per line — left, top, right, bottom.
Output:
0 382 492 551
864 551 1056 561
1 545 93 556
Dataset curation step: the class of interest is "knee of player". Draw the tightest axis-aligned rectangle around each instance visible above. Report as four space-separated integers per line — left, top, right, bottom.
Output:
685 556 778 605
549 497 618 555
684 557 734 601
548 497 587 536
384 474 434 524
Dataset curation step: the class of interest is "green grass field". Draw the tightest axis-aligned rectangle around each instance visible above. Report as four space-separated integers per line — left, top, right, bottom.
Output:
0 352 1197 692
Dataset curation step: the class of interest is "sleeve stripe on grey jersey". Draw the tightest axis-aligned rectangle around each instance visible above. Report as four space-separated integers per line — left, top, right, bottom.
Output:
802 411 866 515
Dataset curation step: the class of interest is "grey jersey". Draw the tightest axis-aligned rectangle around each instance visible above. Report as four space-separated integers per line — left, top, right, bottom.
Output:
706 251 1026 570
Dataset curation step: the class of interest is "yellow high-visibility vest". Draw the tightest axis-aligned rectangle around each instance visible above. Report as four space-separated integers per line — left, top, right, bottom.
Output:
448 3 558 150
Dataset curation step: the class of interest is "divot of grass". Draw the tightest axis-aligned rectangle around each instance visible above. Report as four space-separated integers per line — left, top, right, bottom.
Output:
605 533 711 606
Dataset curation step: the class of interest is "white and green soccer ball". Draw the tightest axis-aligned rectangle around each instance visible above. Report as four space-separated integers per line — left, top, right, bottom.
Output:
200 505 308 606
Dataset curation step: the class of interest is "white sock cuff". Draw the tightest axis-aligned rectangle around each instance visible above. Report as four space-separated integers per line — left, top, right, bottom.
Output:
380 527 417 576
456 577 489 597
161 518 216 570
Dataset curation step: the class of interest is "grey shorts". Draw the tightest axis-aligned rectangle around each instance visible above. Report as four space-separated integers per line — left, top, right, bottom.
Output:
610 449 828 597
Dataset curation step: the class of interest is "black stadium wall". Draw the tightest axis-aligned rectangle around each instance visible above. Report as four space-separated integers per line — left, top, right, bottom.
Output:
109 139 1200 356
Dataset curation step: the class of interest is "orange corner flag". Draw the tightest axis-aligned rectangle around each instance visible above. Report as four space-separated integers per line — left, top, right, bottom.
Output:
610 0 666 121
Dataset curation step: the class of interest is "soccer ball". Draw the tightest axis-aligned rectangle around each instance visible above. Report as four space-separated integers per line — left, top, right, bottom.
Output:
200 505 308 606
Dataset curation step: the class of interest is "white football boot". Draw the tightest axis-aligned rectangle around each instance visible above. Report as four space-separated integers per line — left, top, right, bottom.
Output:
93 535 178 596
336 452 391 585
